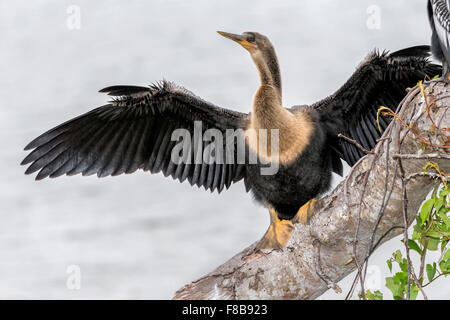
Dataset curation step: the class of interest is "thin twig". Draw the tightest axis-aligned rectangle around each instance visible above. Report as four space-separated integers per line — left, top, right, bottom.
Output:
346 224 405 301
379 106 450 149
351 155 377 300
338 134 374 155
418 238 429 282
398 158 429 300
398 159 412 299
422 272 450 288
405 172 448 182
344 156 368 206
362 138 393 286
313 239 342 294
371 226 404 252
393 153 450 160
352 170 370 299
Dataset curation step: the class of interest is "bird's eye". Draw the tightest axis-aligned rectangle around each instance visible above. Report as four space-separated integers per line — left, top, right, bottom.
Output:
246 33 255 42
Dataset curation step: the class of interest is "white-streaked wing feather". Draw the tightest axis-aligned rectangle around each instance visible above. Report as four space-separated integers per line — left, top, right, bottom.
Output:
432 0 450 64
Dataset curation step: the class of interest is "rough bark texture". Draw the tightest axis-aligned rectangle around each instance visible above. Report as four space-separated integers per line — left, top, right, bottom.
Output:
173 81 450 300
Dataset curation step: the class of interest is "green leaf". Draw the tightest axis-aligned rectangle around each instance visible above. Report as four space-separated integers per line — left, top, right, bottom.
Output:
439 260 450 274
410 284 419 300
394 271 408 284
413 218 425 239
435 197 443 215
381 184 449 301
436 222 449 232
438 211 450 227
344 258 353 265
425 230 442 239
427 237 440 251
393 250 403 264
426 263 437 282
408 239 422 255
420 199 434 224
386 277 402 297
443 249 450 261
442 240 449 253
366 290 383 300
399 259 408 273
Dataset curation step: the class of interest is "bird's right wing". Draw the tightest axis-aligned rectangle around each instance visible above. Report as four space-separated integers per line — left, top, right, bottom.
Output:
21 81 249 193
429 0 450 66
312 46 441 168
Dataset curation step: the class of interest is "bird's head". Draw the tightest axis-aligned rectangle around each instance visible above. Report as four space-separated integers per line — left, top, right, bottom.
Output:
217 31 272 55
217 31 281 94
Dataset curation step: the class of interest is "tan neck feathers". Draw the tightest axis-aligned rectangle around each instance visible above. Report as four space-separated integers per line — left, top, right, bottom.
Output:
246 85 314 165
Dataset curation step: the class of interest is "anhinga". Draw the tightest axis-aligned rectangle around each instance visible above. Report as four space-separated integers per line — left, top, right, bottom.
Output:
428 0 450 80
21 31 440 250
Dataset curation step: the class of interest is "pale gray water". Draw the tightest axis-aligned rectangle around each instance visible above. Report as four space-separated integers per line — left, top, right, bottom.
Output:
0 0 448 299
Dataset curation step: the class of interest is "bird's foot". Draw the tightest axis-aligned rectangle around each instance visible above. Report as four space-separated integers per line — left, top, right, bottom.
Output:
254 208 294 251
292 198 320 224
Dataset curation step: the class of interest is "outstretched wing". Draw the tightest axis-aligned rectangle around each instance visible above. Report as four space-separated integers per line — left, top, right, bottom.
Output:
312 45 441 167
429 0 450 66
21 81 249 193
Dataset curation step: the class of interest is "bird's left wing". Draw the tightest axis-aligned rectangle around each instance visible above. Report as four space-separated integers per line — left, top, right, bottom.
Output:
312 45 441 168
21 81 249 193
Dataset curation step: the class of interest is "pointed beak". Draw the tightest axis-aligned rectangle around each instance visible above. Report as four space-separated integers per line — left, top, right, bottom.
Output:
217 31 244 42
217 31 256 51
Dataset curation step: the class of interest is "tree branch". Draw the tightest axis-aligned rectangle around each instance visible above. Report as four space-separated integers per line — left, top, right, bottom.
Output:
173 81 450 300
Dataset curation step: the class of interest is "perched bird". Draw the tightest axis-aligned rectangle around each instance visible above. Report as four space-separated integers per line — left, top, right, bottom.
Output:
428 0 450 80
21 31 440 250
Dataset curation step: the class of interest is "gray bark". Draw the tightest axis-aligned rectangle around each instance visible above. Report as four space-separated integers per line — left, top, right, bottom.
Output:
173 81 450 300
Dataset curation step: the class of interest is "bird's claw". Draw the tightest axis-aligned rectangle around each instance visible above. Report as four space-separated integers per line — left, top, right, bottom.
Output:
293 198 319 224
255 208 294 251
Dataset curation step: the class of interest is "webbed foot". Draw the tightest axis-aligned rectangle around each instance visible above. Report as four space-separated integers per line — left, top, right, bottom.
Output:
292 198 320 224
255 208 294 250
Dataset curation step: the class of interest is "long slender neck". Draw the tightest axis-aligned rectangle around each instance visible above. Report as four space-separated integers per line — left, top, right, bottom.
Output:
250 47 285 130
251 48 282 99
246 44 314 164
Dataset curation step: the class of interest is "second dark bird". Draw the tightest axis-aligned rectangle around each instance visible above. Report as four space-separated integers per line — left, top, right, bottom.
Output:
428 0 450 80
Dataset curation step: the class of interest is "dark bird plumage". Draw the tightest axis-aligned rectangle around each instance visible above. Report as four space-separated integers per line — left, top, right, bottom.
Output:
21 32 441 224
428 0 450 79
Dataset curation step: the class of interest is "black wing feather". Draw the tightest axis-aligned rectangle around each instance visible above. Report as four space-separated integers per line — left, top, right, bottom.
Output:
312 45 442 168
22 81 249 193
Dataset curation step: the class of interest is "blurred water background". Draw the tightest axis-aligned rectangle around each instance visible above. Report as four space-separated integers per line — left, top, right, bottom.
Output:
0 0 448 299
